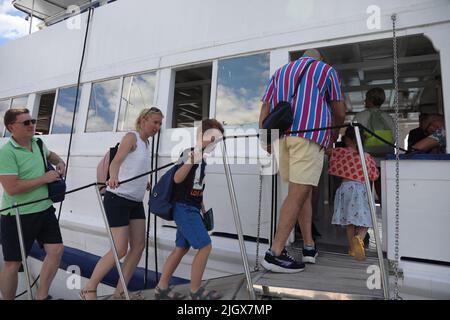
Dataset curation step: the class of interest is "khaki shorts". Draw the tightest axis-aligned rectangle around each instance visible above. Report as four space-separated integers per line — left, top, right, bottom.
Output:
274 136 324 186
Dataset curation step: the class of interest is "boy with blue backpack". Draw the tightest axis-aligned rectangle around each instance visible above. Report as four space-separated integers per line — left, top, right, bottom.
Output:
154 119 224 300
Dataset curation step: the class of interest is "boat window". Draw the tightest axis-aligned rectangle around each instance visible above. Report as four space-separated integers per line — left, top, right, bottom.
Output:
85 78 121 132
35 92 56 135
215 53 270 126
172 65 212 128
0 99 11 137
10 96 28 108
290 34 443 149
117 72 156 132
51 86 81 134
4 96 29 138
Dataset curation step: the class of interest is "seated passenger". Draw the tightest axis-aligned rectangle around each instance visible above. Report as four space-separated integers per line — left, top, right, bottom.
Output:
412 115 446 154
407 113 431 151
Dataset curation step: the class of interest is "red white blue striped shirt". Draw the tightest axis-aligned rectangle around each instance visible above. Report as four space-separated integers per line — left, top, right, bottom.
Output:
262 56 343 147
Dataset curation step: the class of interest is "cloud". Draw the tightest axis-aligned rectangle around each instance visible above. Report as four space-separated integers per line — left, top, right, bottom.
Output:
0 0 39 41
216 85 261 125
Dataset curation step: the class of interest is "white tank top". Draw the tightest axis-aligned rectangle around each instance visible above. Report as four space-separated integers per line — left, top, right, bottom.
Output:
107 131 150 202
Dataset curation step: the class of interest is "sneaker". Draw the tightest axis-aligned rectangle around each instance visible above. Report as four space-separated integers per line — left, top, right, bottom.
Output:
302 245 318 264
261 249 305 273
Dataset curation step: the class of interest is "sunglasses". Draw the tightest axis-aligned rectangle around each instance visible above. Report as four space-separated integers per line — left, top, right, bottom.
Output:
14 119 37 126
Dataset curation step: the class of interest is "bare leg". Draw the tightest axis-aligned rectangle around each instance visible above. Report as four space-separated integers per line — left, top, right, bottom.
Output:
82 226 129 300
356 227 369 240
346 225 356 252
190 244 212 292
35 243 64 300
157 247 189 290
272 183 312 256
0 261 21 300
114 219 146 296
298 189 314 247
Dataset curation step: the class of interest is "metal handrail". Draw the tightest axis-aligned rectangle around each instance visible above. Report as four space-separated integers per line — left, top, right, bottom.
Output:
94 187 130 300
354 124 389 299
14 203 34 300
221 141 256 300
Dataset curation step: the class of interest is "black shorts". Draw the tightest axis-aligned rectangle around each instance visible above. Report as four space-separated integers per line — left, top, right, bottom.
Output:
103 192 145 228
1 206 63 262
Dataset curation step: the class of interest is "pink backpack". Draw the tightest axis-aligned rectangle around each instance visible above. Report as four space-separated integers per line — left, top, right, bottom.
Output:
97 143 119 194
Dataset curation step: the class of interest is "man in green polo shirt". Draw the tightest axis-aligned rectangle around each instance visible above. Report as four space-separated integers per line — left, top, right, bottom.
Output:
0 108 65 300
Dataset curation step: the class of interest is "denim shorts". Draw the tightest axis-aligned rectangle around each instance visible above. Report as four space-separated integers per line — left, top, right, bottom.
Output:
173 202 211 249
103 191 145 228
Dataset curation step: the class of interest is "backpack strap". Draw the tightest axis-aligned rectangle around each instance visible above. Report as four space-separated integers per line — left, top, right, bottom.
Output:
290 58 315 102
36 138 49 172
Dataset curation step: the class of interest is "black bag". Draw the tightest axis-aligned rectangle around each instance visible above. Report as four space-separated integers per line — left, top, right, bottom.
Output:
261 59 314 145
202 208 214 231
36 138 66 203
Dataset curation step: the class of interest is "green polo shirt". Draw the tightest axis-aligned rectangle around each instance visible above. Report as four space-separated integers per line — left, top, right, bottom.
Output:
0 137 53 216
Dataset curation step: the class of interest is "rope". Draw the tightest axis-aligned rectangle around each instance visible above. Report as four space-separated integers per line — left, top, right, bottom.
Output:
3 121 409 215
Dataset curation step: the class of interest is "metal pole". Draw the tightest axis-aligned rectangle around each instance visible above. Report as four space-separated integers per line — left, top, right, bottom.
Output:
94 188 130 300
354 125 389 299
14 203 33 300
221 141 256 300
28 0 34 35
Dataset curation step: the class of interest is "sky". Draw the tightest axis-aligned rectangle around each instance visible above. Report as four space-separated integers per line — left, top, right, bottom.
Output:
0 0 39 46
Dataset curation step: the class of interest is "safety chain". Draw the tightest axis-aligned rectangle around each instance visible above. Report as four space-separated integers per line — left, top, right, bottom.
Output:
392 13 402 300
254 171 263 271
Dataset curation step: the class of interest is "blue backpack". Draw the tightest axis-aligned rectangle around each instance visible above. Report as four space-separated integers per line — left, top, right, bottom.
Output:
148 164 179 221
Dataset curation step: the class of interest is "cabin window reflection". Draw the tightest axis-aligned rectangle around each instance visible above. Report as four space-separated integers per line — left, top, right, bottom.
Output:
4 96 28 138
0 99 10 137
215 53 270 126
51 86 81 134
86 78 121 132
118 72 156 131
36 92 56 135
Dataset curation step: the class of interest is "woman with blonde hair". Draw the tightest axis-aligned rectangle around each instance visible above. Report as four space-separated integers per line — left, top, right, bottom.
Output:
80 107 163 300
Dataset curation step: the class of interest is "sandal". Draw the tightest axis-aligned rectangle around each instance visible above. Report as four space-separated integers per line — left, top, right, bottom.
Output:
112 291 146 300
79 288 97 300
155 286 185 300
190 287 222 300
352 235 366 261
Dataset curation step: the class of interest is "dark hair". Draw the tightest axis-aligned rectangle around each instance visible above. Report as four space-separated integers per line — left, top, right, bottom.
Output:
201 119 224 135
343 126 366 145
366 88 386 107
4 108 30 131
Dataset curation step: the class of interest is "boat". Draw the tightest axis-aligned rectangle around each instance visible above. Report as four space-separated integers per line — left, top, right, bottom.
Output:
0 0 449 300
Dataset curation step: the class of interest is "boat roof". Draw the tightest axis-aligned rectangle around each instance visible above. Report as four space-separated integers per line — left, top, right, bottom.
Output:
12 0 91 20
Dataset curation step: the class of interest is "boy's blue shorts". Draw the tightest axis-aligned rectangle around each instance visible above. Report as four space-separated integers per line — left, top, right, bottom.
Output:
173 202 211 249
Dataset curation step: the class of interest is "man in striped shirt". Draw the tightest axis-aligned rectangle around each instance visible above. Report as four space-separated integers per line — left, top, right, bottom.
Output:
259 49 345 273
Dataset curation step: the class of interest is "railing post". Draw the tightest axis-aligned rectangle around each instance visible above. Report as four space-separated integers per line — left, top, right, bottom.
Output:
221 140 256 300
94 187 130 300
14 203 33 300
354 125 390 299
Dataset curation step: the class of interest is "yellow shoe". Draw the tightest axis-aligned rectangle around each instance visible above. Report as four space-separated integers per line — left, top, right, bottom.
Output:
352 236 366 261
348 250 355 257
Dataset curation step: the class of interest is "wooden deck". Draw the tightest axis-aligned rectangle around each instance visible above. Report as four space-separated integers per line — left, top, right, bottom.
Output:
100 250 384 300
253 250 384 300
